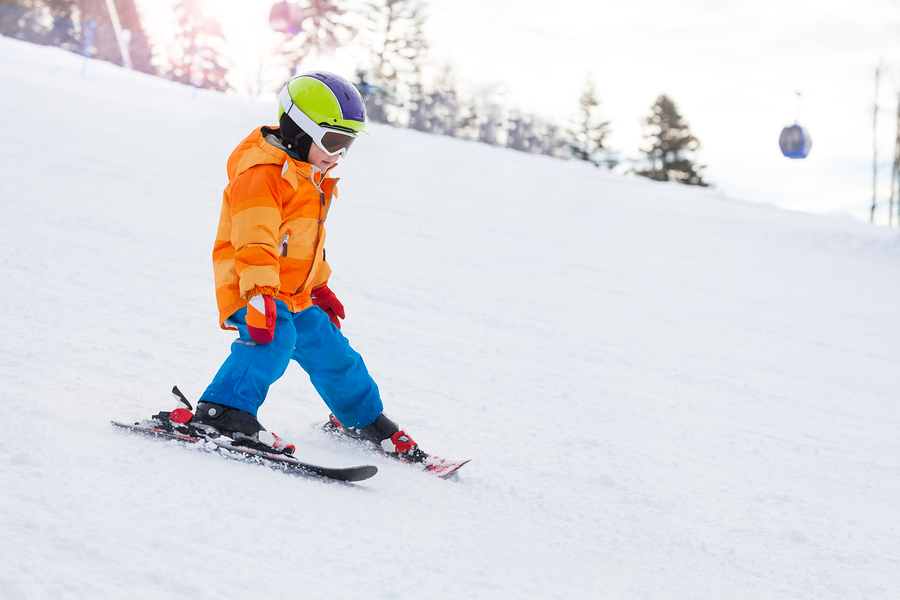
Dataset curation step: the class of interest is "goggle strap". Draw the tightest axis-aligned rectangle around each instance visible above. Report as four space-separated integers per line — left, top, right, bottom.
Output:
279 86 352 157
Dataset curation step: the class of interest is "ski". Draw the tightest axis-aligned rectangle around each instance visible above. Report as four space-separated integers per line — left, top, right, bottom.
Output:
112 419 378 482
421 455 471 479
322 418 470 479
112 386 377 482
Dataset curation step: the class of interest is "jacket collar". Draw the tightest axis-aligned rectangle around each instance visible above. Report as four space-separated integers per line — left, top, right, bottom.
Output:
229 127 337 191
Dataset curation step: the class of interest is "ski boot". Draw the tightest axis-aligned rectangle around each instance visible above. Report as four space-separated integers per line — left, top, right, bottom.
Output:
325 413 428 464
153 387 294 455
190 402 296 455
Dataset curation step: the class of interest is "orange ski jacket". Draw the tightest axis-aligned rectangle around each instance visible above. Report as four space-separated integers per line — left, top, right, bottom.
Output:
212 127 336 329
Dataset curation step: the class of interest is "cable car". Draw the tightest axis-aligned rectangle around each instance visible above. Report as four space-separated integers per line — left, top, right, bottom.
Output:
779 124 812 159
779 92 811 159
270 1 304 36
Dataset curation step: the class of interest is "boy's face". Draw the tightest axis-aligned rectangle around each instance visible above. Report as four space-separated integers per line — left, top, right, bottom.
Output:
308 142 339 171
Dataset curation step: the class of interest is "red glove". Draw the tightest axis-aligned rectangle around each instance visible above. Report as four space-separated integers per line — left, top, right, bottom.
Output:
246 294 277 344
311 285 345 329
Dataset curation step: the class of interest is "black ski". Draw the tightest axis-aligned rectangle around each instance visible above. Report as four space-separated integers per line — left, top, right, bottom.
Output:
112 419 377 482
113 386 377 483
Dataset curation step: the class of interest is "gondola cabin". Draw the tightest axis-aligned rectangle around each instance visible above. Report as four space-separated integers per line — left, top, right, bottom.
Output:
270 1 304 36
779 124 811 159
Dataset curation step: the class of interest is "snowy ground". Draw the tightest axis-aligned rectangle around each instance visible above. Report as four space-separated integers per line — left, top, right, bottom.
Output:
1 36 899 600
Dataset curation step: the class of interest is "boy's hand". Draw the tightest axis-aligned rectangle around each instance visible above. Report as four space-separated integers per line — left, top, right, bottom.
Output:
247 294 277 344
311 285 345 329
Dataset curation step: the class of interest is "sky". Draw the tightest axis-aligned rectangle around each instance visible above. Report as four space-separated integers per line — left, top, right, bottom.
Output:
133 0 900 224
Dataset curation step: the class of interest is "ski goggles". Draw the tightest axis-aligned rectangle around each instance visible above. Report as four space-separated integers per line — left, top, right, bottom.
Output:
279 87 357 157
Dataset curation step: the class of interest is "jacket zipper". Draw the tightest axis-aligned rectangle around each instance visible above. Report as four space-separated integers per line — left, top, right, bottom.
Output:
311 174 326 255
279 230 292 257
294 174 328 295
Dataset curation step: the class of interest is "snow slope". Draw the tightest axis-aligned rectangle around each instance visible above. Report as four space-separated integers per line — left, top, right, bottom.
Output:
1 36 899 600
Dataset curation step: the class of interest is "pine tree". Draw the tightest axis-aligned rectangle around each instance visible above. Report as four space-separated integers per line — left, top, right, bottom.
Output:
4 0 157 73
636 94 707 186
38 0 78 49
76 0 156 73
504 109 530 152
536 121 565 158
453 100 480 142
165 0 230 91
361 0 428 124
568 74 616 168
428 67 462 136
407 68 460 136
0 0 36 9
477 108 502 146
267 0 354 88
406 81 430 132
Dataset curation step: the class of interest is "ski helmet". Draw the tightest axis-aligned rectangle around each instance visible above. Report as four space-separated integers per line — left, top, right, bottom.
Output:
278 71 367 156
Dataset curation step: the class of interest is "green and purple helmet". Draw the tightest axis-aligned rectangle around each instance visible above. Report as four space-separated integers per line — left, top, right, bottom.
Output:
278 71 367 156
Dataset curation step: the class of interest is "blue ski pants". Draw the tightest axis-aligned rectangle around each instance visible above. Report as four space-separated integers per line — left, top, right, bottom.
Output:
199 299 383 429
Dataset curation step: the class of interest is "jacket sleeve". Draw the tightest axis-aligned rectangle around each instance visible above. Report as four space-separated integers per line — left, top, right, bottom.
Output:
228 165 282 299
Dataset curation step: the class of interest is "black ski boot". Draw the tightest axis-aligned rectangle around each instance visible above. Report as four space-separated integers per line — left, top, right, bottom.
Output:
326 413 428 463
191 401 264 439
190 402 294 455
148 387 295 455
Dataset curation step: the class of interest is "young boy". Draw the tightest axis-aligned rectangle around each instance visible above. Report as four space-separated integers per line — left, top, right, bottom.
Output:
189 71 425 463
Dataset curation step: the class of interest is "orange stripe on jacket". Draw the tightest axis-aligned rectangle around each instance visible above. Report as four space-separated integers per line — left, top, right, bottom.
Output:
213 127 337 329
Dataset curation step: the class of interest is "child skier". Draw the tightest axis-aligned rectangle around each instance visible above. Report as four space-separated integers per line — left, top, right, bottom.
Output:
188 71 425 463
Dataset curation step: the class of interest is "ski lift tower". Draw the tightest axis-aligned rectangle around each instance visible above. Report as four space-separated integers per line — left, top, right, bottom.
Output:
104 0 132 69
